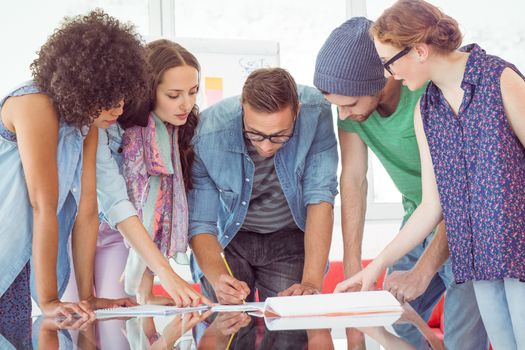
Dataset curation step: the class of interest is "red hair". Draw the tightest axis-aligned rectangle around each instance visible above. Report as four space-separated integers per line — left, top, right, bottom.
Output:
370 0 462 53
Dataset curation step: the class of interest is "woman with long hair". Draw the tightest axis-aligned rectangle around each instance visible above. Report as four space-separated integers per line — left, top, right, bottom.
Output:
95 39 210 306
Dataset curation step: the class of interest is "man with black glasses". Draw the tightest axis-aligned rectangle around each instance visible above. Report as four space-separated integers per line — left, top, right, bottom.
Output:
188 68 338 309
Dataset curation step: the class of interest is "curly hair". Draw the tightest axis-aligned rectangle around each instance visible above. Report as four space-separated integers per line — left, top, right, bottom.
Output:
30 9 149 129
120 39 200 192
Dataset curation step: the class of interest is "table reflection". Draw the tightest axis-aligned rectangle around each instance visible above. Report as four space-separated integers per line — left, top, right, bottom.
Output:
0 304 444 349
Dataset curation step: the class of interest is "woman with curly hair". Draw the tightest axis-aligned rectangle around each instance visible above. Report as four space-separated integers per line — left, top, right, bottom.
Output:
0 9 149 336
95 39 211 307
336 0 525 348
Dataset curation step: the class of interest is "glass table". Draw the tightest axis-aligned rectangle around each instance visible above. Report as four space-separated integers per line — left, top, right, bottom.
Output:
1 304 444 349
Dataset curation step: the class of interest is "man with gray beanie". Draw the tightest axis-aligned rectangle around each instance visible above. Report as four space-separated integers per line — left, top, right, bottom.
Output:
314 17 488 349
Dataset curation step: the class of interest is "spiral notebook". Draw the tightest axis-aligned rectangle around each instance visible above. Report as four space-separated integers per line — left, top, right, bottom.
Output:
95 302 265 319
95 304 210 318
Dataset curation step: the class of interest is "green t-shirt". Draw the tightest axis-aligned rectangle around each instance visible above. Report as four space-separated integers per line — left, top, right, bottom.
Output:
338 85 426 221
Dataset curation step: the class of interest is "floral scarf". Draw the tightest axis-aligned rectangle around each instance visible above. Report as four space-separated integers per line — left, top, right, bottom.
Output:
121 112 188 294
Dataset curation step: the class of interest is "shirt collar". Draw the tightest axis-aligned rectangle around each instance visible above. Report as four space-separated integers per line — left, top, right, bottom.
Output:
226 109 248 154
426 43 483 106
460 43 484 88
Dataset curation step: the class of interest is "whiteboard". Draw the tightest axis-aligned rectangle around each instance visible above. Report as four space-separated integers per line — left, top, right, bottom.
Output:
148 36 280 108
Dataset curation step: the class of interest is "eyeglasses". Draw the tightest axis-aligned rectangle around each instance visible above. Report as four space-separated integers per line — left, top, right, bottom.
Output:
383 47 411 76
243 117 296 144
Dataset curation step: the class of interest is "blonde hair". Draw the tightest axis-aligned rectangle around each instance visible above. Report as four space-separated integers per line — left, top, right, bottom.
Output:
370 0 462 53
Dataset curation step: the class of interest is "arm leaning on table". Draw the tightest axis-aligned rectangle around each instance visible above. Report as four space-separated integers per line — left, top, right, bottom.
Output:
188 149 250 305
337 128 370 349
280 102 339 296
96 129 209 306
338 128 368 281
384 220 449 303
73 128 137 312
12 94 88 318
336 100 443 293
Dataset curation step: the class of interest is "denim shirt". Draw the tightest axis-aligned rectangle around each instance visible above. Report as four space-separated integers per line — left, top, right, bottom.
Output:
96 124 137 228
0 81 84 300
188 85 339 281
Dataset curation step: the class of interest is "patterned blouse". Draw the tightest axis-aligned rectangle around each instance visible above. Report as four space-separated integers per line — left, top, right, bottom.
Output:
420 44 525 283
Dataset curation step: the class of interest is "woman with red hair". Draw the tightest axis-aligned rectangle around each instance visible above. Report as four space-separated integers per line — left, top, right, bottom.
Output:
337 1 525 348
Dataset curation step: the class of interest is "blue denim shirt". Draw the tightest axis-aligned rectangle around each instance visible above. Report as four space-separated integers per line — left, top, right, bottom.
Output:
0 82 84 300
96 125 137 228
188 85 339 281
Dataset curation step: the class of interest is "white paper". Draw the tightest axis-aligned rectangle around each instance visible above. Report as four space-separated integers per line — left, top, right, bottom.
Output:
264 291 402 317
211 302 265 313
264 312 402 331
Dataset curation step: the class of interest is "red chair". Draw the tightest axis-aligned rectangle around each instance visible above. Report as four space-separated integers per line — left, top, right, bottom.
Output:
152 282 201 297
427 295 445 341
321 260 387 294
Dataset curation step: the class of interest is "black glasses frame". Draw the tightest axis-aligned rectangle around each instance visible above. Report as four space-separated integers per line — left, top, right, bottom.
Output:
383 47 411 76
242 116 297 144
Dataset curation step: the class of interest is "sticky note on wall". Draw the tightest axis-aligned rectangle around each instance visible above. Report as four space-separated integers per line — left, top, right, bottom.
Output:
205 77 224 107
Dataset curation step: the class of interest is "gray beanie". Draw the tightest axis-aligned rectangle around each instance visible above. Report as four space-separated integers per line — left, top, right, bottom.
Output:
314 17 386 96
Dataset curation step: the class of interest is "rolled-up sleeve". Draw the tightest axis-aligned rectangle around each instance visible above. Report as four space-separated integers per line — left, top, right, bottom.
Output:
188 143 220 240
96 128 137 228
303 103 339 206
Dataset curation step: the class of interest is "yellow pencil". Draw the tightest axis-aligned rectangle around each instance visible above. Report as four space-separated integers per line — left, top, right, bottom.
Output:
220 252 246 304
225 332 236 350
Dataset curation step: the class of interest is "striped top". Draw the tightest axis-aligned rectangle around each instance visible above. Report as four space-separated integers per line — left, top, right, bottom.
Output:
241 140 297 233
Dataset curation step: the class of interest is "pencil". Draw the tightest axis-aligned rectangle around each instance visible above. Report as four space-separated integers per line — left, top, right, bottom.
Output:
225 332 235 350
220 252 246 304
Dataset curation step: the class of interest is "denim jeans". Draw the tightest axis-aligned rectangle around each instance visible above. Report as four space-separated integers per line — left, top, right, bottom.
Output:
473 278 525 350
388 231 488 350
200 228 307 349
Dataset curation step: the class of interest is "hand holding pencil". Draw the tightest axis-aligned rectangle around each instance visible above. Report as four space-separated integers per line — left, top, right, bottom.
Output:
211 252 250 305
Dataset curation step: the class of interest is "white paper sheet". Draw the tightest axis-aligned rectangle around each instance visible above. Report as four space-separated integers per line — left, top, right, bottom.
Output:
211 302 265 313
264 291 402 317
264 312 402 331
